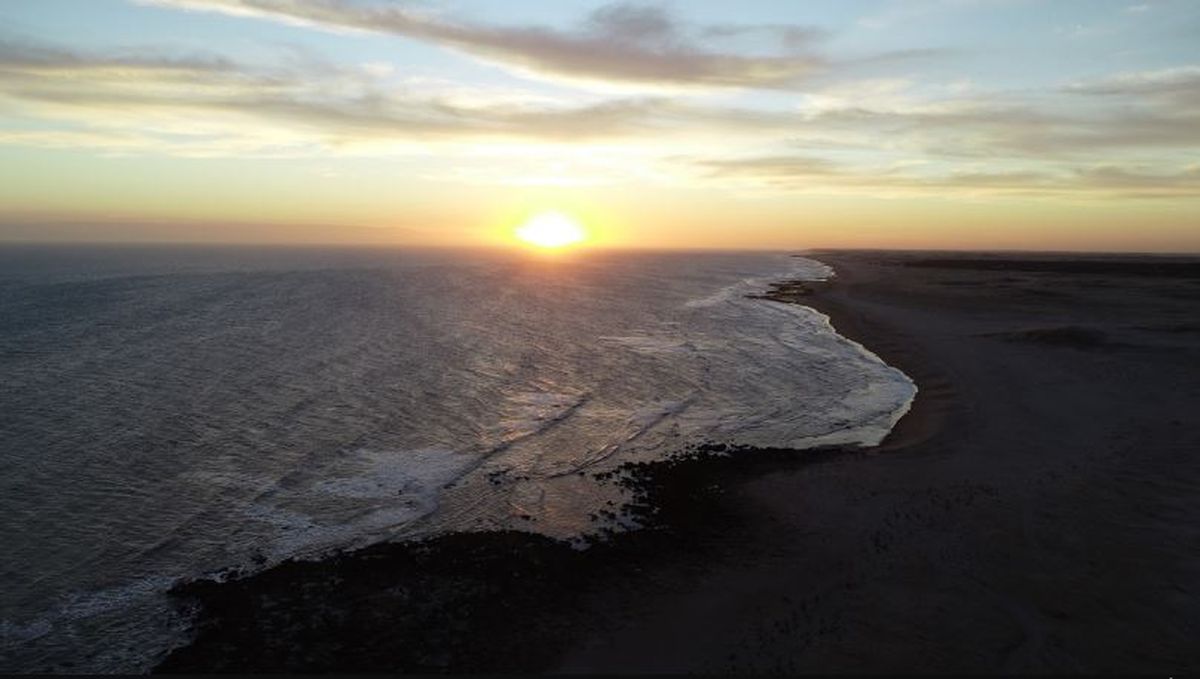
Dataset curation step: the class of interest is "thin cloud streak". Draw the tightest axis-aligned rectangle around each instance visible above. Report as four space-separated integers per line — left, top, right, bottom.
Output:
692 154 1200 198
136 0 831 90
0 38 675 151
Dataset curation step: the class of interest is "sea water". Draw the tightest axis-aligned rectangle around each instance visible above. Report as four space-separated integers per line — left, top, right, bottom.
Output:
0 245 914 672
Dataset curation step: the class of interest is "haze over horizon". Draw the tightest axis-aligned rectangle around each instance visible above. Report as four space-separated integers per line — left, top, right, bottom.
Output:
2 0 1198 252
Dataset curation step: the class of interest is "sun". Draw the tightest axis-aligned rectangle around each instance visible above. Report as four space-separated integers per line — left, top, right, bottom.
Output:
515 211 586 249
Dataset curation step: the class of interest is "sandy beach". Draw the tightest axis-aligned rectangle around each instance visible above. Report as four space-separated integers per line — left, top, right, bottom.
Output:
157 250 1200 674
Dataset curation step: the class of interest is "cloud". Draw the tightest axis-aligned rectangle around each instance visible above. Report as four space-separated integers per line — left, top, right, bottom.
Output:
4 35 1197 158
1073 164 1200 195
700 23 829 49
699 154 840 178
3 31 1199 200
690 153 1200 198
0 37 236 73
0 37 682 155
136 0 831 90
0 213 424 244
693 152 1054 193
0 38 957 156
1066 65 1200 107
765 68 1200 160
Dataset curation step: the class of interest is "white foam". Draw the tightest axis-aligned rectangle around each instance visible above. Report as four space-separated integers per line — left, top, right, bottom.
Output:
683 255 833 309
683 277 759 308
493 390 588 442
592 256 914 457
628 400 690 428
795 302 918 446
791 256 835 281
244 446 478 562
0 618 52 644
0 574 191 673
312 447 471 500
53 575 180 622
246 504 432 562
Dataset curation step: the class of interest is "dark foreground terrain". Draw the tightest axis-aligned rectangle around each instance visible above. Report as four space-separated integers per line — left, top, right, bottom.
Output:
158 250 1200 674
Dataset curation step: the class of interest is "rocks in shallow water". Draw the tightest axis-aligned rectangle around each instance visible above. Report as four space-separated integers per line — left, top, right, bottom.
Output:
746 279 822 304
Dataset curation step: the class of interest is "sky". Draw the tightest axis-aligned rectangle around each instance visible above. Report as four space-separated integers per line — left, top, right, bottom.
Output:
0 0 1198 251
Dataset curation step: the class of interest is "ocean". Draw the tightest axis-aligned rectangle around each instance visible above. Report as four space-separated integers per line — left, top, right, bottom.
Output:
0 244 915 672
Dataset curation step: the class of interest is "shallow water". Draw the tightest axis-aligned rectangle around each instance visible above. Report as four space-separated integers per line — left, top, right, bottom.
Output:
0 245 914 672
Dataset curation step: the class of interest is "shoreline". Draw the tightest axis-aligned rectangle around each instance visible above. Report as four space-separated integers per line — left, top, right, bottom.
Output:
790 262 955 454
153 255 927 674
157 249 1200 673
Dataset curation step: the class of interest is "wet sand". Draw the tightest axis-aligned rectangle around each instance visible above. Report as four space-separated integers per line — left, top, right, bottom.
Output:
157 250 1200 674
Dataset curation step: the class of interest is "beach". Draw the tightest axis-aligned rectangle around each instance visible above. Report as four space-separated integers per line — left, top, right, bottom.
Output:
157 250 1200 673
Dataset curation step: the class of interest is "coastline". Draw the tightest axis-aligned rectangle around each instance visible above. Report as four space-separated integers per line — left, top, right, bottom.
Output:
157 250 1200 673
802 264 957 454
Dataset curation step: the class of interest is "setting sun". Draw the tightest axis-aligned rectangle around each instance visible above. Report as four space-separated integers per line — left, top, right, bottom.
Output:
515 211 586 249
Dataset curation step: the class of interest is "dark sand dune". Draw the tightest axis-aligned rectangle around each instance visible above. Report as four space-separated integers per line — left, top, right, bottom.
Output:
157 250 1200 674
